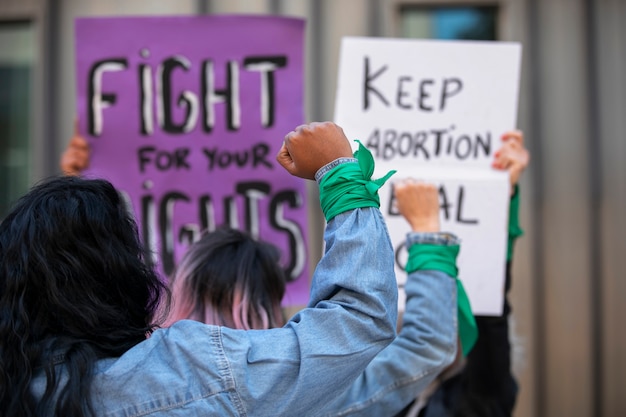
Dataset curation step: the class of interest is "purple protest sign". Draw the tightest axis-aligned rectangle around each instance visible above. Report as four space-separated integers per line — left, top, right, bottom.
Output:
74 15 309 306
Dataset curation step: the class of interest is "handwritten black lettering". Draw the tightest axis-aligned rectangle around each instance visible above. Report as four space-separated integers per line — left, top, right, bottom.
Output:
138 182 306 278
363 56 390 110
440 78 463 110
202 143 273 171
396 76 412 109
270 190 306 281
455 186 478 224
243 56 288 128
157 57 198 134
360 57 464 114
87 57 129 136
366 127 491 161
237 182 271 240
418 79 435 111
137 146 191 173
89 53 288 135
201 60 240 132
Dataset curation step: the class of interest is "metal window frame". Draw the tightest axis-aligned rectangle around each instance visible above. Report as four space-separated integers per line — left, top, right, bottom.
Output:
387 0 509 41
0 0 57 183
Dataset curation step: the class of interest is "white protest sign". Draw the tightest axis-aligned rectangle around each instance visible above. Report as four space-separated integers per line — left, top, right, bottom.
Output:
334 37 521 315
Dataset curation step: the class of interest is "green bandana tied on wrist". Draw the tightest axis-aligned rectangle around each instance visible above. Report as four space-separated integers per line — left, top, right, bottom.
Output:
406 243 478 357
319 140 396 222
507 185 524 261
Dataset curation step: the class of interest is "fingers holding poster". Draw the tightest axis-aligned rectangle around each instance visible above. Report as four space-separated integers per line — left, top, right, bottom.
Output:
335 37 521 315
74 16 310 306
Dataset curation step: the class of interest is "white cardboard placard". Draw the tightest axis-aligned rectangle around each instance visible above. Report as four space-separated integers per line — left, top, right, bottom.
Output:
334 37 521 315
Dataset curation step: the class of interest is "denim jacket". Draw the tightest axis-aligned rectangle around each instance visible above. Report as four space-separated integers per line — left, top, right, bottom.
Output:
31 206 398 417
317 232 460 417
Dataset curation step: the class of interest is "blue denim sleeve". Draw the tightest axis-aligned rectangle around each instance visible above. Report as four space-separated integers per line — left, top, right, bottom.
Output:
317 232 459 417
219 206 398 415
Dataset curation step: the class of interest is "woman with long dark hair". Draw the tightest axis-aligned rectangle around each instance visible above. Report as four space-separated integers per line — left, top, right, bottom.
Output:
0 176 169 416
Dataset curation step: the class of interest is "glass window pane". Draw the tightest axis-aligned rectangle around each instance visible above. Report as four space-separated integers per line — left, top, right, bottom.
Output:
401 6 498 41
0 22 34 218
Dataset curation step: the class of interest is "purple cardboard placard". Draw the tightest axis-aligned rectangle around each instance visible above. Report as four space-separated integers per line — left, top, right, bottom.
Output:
75 15 309 306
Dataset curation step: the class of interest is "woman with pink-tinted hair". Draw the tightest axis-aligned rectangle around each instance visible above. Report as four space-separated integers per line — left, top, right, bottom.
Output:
165 227 287 330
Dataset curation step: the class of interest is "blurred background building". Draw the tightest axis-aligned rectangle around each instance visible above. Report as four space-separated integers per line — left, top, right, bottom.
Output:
0 0 624 416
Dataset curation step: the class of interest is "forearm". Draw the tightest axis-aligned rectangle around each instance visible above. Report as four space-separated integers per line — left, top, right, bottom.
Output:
232 207 397 415
319 233 458 417
229 124 398 414
242 146 398 414
294 206 398 355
